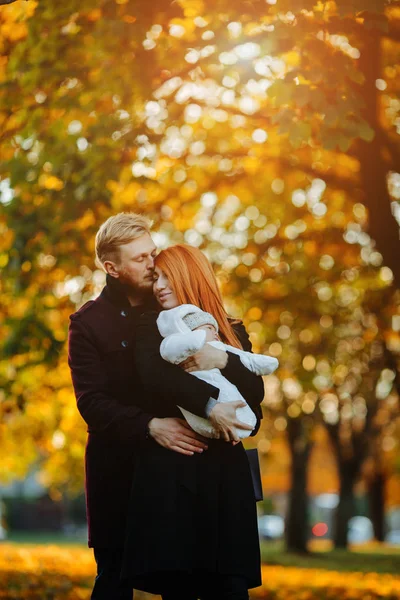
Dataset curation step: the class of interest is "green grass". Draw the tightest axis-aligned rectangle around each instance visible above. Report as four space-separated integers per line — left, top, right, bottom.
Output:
4 533 400 575
261 540 400 574
5 530 87 547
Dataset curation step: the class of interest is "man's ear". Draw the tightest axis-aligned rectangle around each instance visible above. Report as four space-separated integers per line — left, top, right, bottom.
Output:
103 260 119 278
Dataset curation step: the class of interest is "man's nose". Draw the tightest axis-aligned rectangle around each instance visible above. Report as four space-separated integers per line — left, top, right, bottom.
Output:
146 256 155 270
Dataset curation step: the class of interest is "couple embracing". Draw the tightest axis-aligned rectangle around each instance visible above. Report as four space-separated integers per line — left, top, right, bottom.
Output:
68 212 278 600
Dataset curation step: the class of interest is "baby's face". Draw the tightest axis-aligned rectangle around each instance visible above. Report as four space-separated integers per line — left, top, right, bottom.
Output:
194 324 219 342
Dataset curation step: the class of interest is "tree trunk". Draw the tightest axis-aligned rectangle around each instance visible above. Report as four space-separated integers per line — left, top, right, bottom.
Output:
368 471 386 542
334 468 356 548
357 30 400 284
325 422 365 550
285 417 312 553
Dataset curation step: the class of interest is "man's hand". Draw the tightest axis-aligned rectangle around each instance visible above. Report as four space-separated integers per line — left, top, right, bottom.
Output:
209 401 254 443
180 344 228 372
148 417 208 456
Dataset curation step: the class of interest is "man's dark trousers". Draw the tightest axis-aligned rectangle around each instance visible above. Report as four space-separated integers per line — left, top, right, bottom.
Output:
91 548 133 600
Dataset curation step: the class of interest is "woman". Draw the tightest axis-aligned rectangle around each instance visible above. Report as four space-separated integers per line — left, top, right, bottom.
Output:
122 244 264 600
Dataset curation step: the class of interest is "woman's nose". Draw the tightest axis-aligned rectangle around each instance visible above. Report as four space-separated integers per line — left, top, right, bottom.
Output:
154 277 165 291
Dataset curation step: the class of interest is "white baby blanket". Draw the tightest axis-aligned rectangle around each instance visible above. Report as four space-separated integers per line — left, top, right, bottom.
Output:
157 304 279 439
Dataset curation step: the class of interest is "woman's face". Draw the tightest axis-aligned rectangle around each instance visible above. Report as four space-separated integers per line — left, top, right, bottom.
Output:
153 266 179 309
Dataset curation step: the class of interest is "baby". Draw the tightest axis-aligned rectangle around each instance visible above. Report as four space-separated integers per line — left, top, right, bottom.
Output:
157 304 279 439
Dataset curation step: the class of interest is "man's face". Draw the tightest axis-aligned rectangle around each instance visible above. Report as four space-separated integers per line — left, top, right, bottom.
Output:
106 233 157 293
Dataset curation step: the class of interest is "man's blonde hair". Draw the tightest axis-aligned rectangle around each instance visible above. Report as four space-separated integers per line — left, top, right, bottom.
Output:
95 212 153 269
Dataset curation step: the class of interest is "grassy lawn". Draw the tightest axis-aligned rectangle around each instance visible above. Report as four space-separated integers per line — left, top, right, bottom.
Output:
4 532 400 574
6 530 87 546
1 537 400 599
261 540 400 574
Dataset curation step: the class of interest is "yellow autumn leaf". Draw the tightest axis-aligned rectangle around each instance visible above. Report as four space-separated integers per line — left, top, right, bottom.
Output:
39 174 64 191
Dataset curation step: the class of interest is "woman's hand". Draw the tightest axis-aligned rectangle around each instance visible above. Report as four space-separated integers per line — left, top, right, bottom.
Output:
148 417 208 456
208 401 253 442
179 344 228 372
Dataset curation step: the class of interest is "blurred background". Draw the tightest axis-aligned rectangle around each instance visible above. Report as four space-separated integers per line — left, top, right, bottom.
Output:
0 0 400 598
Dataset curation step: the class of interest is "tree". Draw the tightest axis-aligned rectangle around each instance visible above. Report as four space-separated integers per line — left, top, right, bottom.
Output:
323 331 392 549
1 0 180 489
129 0 400 278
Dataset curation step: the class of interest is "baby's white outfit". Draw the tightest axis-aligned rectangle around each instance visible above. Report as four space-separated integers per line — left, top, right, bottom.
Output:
157 304 279 439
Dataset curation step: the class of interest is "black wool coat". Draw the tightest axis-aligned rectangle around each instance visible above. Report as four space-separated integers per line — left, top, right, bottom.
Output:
121 312 264 593
68 276 264 549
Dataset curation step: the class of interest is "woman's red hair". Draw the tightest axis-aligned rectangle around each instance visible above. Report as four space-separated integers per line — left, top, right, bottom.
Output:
155 244 242 349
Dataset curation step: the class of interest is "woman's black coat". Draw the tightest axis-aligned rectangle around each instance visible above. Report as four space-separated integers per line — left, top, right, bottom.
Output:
122 312 264 593
68 276 263 549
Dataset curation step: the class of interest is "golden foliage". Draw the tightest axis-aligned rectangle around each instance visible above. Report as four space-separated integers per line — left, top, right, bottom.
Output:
0 544 399 599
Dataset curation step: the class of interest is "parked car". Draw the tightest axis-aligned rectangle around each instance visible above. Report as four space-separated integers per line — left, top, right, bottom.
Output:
257 515 284 540
348 516 374 543
385 530 400 544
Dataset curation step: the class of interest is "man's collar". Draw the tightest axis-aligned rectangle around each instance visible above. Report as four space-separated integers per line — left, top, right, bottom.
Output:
101 274 158 311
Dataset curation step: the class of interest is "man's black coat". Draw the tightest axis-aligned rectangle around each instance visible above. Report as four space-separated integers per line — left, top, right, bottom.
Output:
68 275 263 548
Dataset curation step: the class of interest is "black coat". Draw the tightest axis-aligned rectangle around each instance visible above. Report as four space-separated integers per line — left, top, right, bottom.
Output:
121 311 264 593
68 276 264 549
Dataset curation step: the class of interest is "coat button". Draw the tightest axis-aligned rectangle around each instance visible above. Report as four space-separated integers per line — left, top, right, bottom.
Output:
121 310 127 317
121 340 129 348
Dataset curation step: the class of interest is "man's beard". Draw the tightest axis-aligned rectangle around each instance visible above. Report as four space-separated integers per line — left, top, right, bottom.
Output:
119 270 154 297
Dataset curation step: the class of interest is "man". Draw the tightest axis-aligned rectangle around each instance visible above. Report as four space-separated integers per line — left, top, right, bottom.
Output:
68 213 255 599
